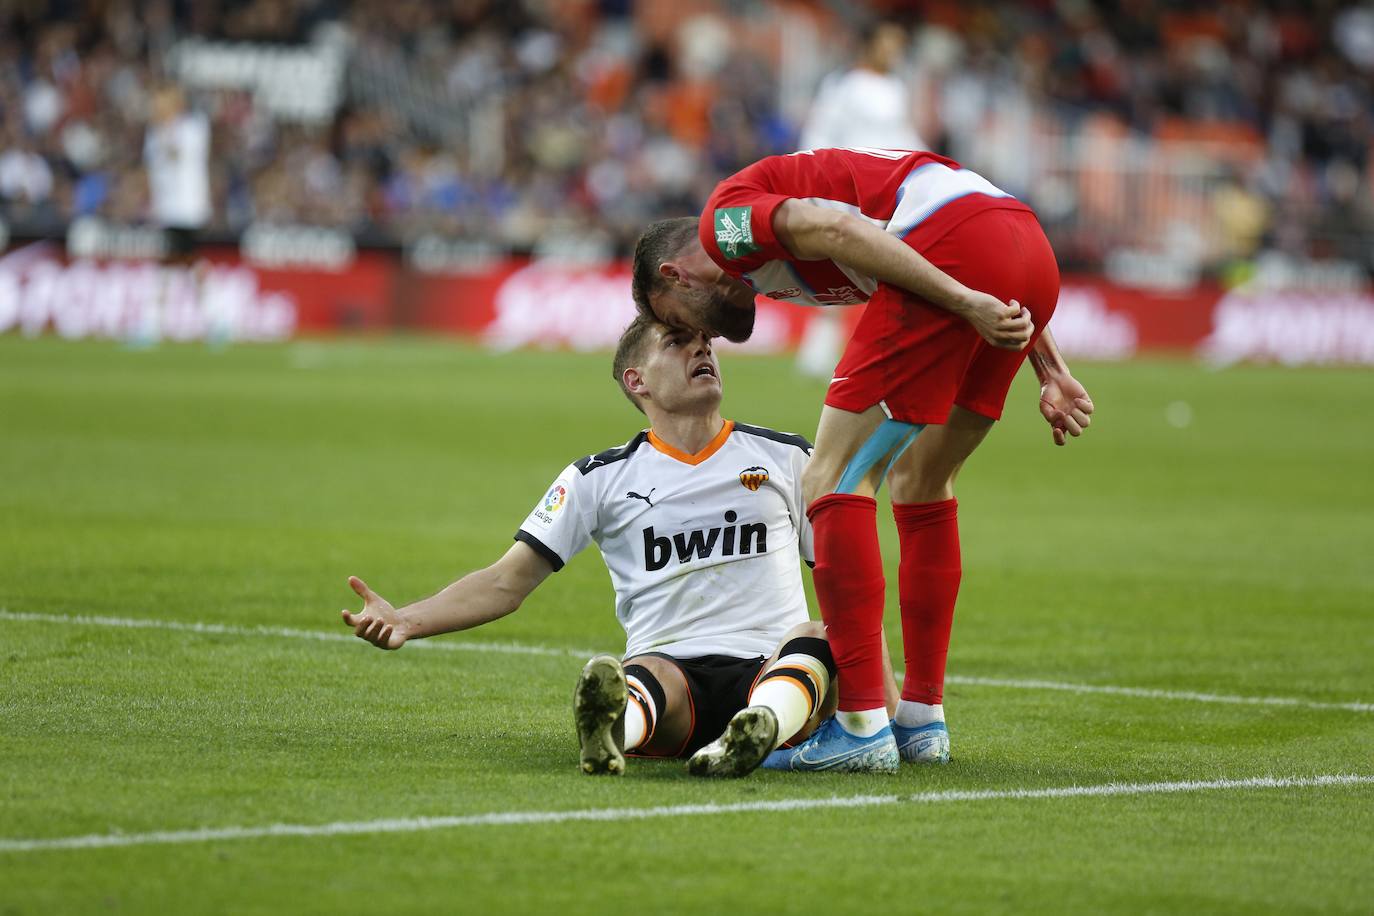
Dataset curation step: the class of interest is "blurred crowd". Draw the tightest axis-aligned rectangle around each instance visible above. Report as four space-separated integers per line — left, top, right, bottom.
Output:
1 0 1371 275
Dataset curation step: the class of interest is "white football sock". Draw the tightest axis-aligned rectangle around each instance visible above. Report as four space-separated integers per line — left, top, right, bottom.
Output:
623 699 647 751
836 707 889 738
748 651 830 749
623 675 657 751
894 700 944 728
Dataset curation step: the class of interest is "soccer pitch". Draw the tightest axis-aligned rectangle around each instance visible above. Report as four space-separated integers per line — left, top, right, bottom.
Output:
2 336 1371 914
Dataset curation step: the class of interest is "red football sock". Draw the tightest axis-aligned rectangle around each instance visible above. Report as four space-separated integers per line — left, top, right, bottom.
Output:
808 493 887 711
893 498 961 705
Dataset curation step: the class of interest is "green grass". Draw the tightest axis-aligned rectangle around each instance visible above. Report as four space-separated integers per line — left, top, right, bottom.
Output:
1 336 1371 915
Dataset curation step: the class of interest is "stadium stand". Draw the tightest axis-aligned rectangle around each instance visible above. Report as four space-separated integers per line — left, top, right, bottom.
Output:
0 0 1370 281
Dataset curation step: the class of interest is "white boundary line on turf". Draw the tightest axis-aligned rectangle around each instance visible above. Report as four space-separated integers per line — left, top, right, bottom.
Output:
4 609 1372 714
0 609 599 659
944 675 1374 714
2 774 1370 854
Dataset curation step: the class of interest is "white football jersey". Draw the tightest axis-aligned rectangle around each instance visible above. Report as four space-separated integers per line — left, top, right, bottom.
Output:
516 420 814 660
143 112 211 229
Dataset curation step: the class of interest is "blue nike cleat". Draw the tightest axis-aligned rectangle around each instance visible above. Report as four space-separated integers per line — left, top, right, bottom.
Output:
760 717 899 773
891 719 950 764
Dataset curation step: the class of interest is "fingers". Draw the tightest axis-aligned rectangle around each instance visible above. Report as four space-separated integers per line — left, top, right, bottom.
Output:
988 302 1034 350
342 605 404 649
348 575 376 603
362 616 389 643
347 612 373 637
1069 406 1092 429
1041 397 1083 447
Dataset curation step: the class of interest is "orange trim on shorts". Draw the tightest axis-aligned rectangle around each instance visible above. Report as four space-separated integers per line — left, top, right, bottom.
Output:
674 673 697 758
647 420 734 466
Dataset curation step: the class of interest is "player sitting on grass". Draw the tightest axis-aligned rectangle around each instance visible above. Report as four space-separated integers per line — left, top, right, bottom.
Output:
341 315 895 777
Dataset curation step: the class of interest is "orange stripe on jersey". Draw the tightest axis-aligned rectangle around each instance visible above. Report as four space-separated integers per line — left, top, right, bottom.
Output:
647 420 734 466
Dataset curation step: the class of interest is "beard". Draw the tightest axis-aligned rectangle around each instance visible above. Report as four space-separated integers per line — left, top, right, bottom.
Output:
683 287 756 343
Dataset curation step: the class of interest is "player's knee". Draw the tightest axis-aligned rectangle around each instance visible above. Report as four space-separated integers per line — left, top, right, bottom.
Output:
783 619 827 643
623 654 677 686
886 459 957 503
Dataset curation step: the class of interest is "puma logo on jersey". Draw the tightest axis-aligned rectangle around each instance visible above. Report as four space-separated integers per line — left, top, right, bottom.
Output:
626 488 656 507
642 510 767 572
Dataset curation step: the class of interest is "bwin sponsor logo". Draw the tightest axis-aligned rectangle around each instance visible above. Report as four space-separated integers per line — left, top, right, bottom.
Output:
642 511 766 572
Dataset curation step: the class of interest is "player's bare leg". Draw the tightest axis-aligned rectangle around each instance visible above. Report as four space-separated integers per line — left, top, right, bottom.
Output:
802 403 896 504
885 406 992 503
883 405 995 762
688 621 838 778
620 655 694 756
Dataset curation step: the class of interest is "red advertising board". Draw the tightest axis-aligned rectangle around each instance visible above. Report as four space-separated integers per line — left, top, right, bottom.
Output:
4 242 1374 365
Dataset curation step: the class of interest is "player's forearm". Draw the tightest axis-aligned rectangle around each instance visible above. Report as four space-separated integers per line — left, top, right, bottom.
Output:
822 214 980 316
395 566 527 640
1028 327 1069 382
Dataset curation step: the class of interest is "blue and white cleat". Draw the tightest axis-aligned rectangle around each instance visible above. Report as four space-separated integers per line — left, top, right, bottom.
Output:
760 717 899 773
891 719 950 764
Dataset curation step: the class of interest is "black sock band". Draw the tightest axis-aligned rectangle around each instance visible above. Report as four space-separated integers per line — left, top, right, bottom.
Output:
623 663 667 741
777 636 836 678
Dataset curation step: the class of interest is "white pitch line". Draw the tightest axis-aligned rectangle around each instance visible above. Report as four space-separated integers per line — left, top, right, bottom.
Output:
0 609 600 659
4 609 1371 715
945 675 1374 714
1 774 1369 854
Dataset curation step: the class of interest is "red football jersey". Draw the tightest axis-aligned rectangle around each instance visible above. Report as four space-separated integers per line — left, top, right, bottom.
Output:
699 147 1032 308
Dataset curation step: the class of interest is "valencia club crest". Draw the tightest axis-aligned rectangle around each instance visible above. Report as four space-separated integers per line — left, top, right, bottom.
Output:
738 466 769 491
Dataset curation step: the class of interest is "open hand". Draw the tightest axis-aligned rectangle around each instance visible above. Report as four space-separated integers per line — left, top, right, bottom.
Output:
962 293 1035 350
1039 372 1094 446
341 575 408 649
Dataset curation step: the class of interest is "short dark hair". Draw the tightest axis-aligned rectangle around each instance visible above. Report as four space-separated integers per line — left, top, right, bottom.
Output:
859 17 906 47
631 217 699 317
612 314 662 414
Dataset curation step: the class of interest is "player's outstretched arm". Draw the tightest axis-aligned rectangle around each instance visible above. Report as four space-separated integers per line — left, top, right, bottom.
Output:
1028 329 1094 446
772 199 1033 350
341 542 555 649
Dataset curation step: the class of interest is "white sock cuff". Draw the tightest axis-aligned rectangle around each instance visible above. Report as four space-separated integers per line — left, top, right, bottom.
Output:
894 700 944 728
836 708 889 738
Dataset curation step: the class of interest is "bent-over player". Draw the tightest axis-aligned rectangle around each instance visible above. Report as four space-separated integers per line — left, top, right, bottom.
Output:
341 316 893 777
633 146 1094 772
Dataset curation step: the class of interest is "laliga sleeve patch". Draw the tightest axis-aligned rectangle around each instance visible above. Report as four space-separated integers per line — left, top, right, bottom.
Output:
531 481 568 528
714 206 759 260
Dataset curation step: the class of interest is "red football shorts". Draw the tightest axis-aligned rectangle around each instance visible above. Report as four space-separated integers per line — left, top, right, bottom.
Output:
825 206 1060 425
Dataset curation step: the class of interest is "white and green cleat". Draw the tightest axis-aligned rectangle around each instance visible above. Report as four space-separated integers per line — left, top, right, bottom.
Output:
686 706 780 778
573 655 628 776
